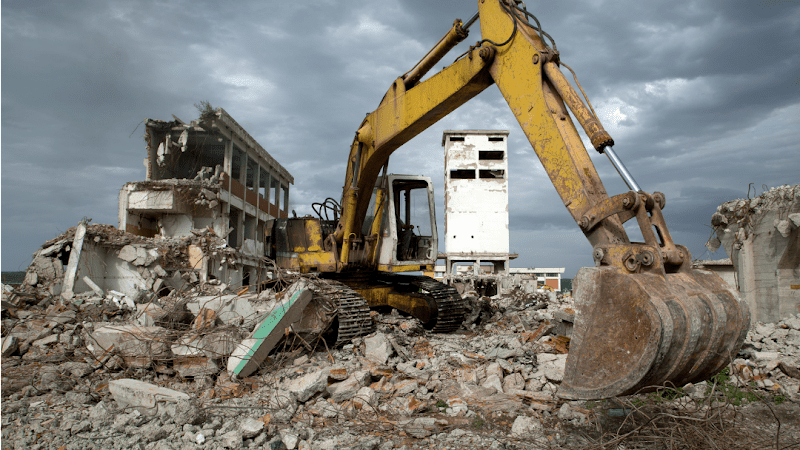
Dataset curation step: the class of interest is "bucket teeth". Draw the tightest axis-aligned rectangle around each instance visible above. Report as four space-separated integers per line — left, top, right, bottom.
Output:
559 266 750 400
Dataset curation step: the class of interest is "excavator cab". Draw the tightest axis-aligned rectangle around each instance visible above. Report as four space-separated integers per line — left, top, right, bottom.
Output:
373 175 438 268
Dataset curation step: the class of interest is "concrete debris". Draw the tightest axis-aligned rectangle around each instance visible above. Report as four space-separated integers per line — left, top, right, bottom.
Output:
108 378 190 409
4 230 800 448
707 184 800 323
227 279 315 378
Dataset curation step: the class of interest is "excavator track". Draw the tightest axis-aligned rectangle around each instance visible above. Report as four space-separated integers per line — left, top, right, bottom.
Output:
411 276 465 333
374 274 465 333
325 273 466 333
310 280 375 347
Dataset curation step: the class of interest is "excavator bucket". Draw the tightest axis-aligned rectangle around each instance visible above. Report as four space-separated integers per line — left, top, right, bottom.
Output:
559 266 751 400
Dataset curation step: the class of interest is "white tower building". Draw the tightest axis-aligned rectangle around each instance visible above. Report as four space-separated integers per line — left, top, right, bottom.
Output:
441 130 514 277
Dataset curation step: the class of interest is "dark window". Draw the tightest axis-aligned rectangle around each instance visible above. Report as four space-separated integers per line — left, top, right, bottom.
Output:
231 145 245 181
488 136 504 142
259 167 269 198
246 157 258 190
448 136 465 142
479 169 505 179
479 150 504 160
450 169 475 179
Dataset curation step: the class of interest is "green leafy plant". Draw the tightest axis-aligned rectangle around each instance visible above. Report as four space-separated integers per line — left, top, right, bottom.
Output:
706 367 759 406
436 400 448 408
471 416 485 429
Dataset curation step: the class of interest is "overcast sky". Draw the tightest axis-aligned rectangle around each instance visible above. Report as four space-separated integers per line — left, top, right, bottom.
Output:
2 0 799 277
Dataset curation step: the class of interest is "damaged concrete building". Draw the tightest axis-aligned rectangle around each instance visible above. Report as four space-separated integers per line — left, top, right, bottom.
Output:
21 108 294 301
120 107 294 288
707 185 800 323
440 130 515 275
438 130 519 295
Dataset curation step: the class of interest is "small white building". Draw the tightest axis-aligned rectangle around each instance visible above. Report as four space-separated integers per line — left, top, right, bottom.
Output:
508 267 566 291
440 130 515 277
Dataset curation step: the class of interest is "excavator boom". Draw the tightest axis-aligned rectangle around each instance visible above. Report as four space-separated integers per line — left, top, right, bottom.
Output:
330 0 750 399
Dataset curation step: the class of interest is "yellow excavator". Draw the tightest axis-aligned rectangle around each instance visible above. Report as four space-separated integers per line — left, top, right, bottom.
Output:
268 0 750 399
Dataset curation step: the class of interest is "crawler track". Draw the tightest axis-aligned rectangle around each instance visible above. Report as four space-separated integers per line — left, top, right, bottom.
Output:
375 274 465 333
311 280 375 347
407 276 465 333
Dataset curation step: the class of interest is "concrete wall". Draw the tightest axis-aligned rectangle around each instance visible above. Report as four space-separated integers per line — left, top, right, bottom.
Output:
711 185 800 323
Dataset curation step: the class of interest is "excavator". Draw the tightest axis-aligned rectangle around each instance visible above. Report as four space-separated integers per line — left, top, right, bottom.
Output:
268 0 750 399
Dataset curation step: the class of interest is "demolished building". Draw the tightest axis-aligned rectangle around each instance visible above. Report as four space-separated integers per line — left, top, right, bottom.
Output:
120 107 293 288
22 107 294 301
707 184 800 323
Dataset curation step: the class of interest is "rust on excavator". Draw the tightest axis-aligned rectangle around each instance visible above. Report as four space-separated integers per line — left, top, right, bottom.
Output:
561 264 750 399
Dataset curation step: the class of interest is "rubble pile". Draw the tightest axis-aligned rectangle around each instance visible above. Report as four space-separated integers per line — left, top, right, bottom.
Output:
707 184 800 250
21 222 238 302
4 242 800 448
734 315 800 394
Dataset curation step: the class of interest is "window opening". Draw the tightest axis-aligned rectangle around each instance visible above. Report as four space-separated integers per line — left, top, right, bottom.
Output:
450 169 475 179
231 145 245 181
246 156 258 190
479 169 505 179
479 150 505 160
259 167 269 198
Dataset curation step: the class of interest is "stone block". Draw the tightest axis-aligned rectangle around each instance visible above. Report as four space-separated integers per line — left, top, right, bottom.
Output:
33 334 59 347
117 245 137 263
482 374 504 393
108 379 189 410
187 294 257 326
352 387 377 409
89 325 171 368
511 415 542 436
364 332 392 365
503 373 525 392
2 336 19 357
285 369 330 402
240 417 265 439
173 356 220 378
393 379 418 396
327 377 361 403
136 303 166 327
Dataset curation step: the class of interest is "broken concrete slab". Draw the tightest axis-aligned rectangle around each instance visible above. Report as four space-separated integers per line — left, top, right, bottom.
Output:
88 325 171 368
327 376 361 403
227 279 314 378
135 303 166 327
62 219 89 300
285 368 330 402
186 294 259 326
511 415 543 436
108 378 189 409
364 332 393 365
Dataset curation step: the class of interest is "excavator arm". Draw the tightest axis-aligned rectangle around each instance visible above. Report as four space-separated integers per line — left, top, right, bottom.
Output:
332 0 750 399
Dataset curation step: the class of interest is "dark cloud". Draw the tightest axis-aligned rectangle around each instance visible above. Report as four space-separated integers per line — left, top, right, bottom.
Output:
3 0 799 279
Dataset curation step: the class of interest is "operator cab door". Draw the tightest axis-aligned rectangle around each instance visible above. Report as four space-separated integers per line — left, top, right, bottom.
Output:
376 175 437 268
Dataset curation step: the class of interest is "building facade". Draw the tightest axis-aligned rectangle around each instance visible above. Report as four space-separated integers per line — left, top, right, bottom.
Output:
119 107 294 288
440 130 515 277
